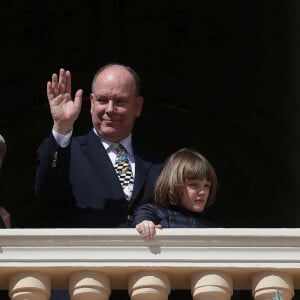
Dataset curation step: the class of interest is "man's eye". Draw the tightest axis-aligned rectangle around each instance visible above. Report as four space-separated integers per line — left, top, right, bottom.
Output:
116 99 126 105
97 98 108 104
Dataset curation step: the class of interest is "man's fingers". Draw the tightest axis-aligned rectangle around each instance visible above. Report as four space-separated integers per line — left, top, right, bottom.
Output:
74 89 83 108
65 70 72 94
51 73 59 95
58 68 66 95
47 81 54 101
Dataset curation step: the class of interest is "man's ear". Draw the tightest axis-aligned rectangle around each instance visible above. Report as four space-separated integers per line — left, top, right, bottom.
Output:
135 96 144 117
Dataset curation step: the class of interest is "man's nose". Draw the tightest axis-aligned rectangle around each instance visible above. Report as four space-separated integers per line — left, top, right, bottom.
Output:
105 100 116 113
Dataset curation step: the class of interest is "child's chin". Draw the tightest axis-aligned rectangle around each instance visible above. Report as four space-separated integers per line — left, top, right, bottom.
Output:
192 207 204 213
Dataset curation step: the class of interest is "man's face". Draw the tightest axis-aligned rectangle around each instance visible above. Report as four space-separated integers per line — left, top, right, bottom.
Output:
90 66 143 143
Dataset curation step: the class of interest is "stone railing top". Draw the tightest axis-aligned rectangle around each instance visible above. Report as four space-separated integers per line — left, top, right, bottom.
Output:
0 228 300 289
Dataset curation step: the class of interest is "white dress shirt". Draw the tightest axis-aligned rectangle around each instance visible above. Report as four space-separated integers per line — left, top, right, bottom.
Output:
52 128 136 176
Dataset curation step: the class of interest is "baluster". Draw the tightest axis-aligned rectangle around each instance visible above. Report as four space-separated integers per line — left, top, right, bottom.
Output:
191 271 233 300
69 271 111 300
128 271 170 300
252 272 294 300
9 271 50 300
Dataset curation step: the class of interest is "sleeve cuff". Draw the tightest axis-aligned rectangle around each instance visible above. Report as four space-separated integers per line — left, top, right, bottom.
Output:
52 128 73 148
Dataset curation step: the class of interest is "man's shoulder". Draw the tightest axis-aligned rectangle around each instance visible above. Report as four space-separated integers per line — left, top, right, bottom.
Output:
71 130 98 145
133 142 167 164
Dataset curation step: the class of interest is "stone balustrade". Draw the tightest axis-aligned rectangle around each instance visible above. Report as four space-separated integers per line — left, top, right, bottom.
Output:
0 228 299 299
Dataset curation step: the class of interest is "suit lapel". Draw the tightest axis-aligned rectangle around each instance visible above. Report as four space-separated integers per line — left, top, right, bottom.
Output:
80 130 124 198
77 131 153 208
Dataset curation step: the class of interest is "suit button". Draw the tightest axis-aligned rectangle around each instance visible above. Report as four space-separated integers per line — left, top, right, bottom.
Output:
51 151 58 168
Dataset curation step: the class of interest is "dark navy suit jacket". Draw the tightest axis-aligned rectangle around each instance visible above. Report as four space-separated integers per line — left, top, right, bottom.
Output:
35 130 164 228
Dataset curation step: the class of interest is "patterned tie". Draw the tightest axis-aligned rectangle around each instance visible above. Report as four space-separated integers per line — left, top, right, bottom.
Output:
113 143 134 202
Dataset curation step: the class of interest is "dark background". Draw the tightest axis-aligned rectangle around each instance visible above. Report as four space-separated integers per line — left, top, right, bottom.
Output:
0 0 300 228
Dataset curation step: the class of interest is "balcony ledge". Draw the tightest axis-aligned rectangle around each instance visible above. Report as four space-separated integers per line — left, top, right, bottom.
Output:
0 228 299 290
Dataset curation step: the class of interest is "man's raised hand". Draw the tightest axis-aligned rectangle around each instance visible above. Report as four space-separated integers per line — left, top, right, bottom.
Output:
47 68 83 135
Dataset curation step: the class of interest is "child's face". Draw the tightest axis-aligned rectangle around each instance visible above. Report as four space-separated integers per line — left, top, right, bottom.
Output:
181 178 211 213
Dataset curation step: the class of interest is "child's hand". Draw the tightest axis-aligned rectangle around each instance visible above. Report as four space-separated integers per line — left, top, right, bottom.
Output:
136 220 162 239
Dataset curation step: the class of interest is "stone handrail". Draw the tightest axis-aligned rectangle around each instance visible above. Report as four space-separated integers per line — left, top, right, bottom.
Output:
0 228 299 299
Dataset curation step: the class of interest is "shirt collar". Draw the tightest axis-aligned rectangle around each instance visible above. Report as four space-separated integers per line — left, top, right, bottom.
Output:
93 128 133 155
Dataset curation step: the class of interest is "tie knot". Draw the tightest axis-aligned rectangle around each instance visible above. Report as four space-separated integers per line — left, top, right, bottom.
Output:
114 143 128 163
113 143 126 152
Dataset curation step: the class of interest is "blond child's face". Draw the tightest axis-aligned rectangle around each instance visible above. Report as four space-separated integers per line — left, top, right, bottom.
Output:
181 178 211 213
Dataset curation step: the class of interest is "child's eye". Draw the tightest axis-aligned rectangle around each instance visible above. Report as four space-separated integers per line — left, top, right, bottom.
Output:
187 181 211 190
189 183 198 188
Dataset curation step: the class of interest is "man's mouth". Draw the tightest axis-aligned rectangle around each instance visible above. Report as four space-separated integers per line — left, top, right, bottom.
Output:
103 118 118 122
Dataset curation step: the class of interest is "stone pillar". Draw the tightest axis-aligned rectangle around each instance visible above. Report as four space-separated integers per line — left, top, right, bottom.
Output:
9 271 50 300
128 271 171 300
69 271 111 300
191 271 233 300
252 272 294 300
